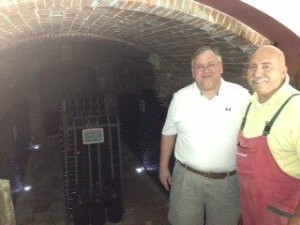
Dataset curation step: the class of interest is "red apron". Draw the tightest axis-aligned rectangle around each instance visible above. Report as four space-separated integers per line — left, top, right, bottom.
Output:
237 94 300 225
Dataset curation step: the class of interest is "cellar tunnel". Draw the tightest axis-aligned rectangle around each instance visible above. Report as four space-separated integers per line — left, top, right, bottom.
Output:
1 0 299 224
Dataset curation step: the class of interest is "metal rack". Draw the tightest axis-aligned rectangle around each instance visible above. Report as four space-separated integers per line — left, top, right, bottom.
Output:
60 94 122 224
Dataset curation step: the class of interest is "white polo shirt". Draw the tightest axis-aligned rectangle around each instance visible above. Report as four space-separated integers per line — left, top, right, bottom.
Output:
162 79 250 172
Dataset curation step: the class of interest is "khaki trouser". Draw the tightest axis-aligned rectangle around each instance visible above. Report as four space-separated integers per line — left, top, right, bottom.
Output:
0 179 16 225
168 161 240 225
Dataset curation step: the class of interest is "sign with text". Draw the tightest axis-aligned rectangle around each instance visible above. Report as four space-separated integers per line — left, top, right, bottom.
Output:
82 128 104 145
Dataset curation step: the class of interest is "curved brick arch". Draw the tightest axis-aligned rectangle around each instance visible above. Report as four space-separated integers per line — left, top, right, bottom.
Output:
0 0 271 81
0 0 270 49
112 0 270 45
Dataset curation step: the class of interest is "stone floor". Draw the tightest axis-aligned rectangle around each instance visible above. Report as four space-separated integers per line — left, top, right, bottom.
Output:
14 136 169 225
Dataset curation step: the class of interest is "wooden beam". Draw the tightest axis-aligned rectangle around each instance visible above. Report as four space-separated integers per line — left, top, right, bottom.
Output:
0 179 16 225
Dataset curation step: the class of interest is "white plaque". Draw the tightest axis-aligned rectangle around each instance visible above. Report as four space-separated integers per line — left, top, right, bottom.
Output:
82 128 104 144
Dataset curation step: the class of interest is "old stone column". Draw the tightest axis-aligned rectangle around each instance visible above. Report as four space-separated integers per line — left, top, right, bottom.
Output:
0 179 16 225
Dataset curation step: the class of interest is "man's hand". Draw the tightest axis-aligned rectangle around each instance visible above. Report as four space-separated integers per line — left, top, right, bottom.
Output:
159 134 176 191
159 167 171 191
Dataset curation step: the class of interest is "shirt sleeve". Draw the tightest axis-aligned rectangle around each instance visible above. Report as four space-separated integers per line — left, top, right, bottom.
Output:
296 133 300 161
294 106 300 161
162 94 178 136
287 93 300 178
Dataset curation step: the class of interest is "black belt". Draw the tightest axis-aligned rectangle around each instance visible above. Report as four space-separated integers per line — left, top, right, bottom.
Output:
178 161 236 179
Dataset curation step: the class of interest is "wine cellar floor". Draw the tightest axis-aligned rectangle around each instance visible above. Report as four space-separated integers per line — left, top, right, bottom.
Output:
15 136 170 225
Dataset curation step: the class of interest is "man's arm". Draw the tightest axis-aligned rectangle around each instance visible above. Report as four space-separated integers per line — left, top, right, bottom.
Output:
159 134 176 191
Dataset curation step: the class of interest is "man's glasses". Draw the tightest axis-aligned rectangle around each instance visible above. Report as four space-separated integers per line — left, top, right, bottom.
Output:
194 61 220 73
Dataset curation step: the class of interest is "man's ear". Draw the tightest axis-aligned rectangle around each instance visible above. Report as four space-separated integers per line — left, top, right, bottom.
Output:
219 63 224 75
283 65 288 75
191 67 195 78
281 66 288 79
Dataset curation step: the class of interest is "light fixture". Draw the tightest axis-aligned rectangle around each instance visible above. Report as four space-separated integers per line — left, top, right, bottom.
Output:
135 167 145 173
28 136 43 151
23 185 32 192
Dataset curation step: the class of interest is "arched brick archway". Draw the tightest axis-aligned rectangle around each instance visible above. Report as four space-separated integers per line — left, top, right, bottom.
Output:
0 0 270 74
0 2 275 223
0 0 275 134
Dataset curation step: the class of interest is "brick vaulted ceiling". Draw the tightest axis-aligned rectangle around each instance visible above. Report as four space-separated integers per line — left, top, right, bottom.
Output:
0 0 271 77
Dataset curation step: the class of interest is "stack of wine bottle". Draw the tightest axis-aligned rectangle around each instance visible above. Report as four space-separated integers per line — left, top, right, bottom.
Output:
137 90 168 178
118 89 172 192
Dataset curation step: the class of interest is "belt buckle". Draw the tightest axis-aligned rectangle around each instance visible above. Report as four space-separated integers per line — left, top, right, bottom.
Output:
203 171 215 179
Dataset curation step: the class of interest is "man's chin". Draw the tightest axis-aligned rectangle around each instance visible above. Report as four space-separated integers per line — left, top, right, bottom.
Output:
252 83 267 92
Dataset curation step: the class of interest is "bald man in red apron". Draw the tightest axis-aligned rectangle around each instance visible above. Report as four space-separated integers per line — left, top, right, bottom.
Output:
236 45 300 225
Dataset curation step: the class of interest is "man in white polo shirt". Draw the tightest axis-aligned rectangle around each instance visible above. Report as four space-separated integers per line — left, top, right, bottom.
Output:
159 46 250 225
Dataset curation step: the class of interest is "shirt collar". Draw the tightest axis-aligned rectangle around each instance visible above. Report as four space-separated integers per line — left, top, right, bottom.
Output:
193 78 224 96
